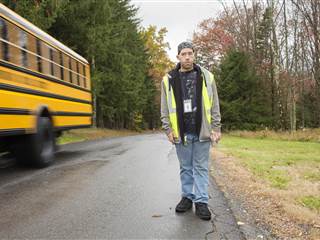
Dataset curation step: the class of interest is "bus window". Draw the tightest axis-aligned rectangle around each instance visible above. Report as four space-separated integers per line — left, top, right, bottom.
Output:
19 30 28 68
41 42 50 75
59 52 64 81
76 61 80 86
52 48 60 79
49 48 54 76
36 39 42 72
7 21 20 66
0 18 9 61
27 33 37 72
63 54 70 82
68 56 73 83
78 63 84 87
83 64 87 88
71 58 77 85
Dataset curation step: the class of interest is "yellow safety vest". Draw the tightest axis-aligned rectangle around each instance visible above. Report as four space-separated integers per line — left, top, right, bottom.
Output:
163 68 214 139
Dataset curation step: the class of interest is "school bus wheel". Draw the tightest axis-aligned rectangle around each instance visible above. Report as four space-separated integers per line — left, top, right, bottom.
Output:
32 117 55 167
12 117 55 168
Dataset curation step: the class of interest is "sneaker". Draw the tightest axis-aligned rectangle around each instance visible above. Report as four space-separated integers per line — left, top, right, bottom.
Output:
195 202 211 220
175 197 193 213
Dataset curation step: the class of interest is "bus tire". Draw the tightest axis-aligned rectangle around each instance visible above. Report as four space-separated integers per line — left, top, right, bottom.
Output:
13 117 55 168
32 117 55 168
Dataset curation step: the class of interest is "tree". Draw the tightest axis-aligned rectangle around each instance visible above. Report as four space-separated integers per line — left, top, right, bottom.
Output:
140 26 174 129
0 0 68 31
291 0 320 127
193 17 235 70
49 0 149 129
216 49 270 130
193 0 320 130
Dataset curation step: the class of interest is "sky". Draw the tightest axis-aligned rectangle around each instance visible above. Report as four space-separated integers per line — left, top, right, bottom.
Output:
130 0 228 62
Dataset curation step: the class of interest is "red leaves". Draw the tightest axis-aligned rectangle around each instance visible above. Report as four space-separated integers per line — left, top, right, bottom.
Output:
193 17 235 68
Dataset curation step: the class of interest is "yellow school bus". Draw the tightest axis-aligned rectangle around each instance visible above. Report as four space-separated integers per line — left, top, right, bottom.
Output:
0 4 92 167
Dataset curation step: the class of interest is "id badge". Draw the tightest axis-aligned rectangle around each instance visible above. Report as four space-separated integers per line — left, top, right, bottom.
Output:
183 99 192 113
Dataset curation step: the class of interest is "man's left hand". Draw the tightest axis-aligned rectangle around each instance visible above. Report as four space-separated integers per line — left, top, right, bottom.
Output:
210 131 221 143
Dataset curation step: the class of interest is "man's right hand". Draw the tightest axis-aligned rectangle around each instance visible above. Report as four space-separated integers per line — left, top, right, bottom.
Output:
167 132 174 143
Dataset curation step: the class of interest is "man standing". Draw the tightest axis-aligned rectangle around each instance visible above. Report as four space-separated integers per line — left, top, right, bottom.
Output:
160 42 221 220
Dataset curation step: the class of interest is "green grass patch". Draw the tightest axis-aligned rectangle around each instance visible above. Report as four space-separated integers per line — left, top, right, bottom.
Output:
57 134 86 144
218 135 320 189
57 128 147 145
298 196 320 211
303 172 320 182
268 171 291 189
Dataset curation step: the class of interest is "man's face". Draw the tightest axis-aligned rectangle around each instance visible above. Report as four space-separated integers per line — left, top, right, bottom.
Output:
177 48 194 70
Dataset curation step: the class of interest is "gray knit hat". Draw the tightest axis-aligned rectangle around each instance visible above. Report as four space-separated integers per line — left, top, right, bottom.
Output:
178 41 194 54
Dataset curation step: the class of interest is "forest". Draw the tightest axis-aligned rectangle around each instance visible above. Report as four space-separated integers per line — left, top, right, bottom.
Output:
193 0 320 131
1 0 319 131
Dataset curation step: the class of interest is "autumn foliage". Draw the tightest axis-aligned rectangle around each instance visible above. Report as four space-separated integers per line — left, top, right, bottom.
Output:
193 1 320 131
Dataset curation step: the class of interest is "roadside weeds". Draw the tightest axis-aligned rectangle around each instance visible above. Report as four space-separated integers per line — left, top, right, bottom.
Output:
210 149 320 240
57 128 154 145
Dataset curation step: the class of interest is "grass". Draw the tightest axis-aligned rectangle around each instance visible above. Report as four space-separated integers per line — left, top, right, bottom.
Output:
218 134 320 190
298 196 320 212
57 134 86 145
212 130 320 237
303 172 320 182
229 128 320 143
57 127 147 145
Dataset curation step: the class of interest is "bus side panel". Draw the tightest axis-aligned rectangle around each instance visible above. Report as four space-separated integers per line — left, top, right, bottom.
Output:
53 116 92 128
0 115 34 131
0 89 92 114
0 65 92 103
0 88 92 136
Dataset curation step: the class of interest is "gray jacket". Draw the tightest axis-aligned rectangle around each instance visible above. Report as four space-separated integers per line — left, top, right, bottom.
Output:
160 65 221 143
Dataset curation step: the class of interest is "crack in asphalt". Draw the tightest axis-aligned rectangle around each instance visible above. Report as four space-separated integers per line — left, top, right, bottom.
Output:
113 149 128 155
206 204 242 240
207 176 247 240
205 207 217 240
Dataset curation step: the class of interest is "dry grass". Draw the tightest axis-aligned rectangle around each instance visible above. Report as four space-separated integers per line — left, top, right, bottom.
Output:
228 128 320 143
211 150 320 239
57 127 152 144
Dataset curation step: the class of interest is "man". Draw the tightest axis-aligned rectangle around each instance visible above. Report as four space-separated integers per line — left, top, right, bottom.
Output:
160 41 221 221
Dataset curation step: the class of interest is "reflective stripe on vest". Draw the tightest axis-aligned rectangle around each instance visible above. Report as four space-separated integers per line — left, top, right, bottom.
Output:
163 75 179 138
202 70 214 125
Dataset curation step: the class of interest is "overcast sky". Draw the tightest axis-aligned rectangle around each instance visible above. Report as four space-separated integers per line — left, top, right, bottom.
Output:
130 0 231 62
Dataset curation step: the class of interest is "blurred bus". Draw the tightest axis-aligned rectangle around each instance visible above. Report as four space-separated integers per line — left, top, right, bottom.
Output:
0 4 92 167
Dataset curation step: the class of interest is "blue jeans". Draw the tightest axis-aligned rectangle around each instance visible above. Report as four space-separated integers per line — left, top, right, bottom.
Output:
175 133 211 204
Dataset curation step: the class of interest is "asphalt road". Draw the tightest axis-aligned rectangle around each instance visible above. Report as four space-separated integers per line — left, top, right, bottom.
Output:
0 133 245 239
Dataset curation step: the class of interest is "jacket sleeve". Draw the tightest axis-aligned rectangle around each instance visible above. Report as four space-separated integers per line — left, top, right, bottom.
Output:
211 75 221 133
160 77 172 135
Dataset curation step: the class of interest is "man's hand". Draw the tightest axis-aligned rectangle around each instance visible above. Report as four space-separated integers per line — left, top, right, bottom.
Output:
167 132 174 143
210 131 221 143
